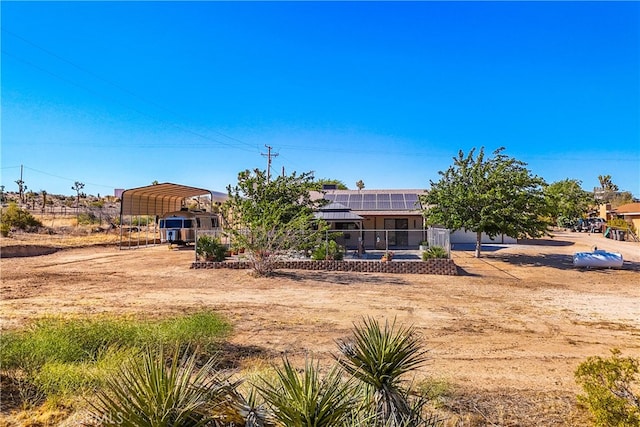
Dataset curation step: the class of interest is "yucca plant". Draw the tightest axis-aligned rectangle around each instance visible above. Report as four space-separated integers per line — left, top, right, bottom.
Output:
257 357 356 427
88 345 237 427
225 387 275 427
335 317 434 427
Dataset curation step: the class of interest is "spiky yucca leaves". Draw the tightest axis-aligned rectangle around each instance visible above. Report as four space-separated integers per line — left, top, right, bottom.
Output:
228 387 275 427
336 317 431 427
88 346 237 427
257 357 355 427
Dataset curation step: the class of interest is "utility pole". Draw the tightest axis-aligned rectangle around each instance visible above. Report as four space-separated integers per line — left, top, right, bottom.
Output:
261 144 279 182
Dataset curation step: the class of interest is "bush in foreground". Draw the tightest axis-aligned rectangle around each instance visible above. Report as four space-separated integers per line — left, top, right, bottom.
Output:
0 312 230 406
575 348 640 426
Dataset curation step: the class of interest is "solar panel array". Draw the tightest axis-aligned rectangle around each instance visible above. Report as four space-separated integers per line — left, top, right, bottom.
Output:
323 193 421 211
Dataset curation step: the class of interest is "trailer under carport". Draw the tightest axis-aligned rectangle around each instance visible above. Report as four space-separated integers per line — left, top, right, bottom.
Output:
119 183 218 248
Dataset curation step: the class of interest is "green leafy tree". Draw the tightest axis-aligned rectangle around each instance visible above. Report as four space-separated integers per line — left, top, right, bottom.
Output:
221 169 328 276
575 349 640 426
545 179 595 226
421 147 551 258
314 178 348 190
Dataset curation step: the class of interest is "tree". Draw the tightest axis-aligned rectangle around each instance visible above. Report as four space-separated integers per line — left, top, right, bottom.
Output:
40 190 48 213
356 180 365 191
313 178 348 190
545 179 595 226
221 169 328 276
15 179 25 203
597 174 619 203
420 147 551 258
610 191 634 209
72 181 85 209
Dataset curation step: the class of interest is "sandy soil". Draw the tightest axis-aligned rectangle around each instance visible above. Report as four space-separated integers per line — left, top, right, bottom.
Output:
1 230 639 426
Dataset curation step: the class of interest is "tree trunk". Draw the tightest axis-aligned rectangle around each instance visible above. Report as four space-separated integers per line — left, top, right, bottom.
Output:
475 231 482 258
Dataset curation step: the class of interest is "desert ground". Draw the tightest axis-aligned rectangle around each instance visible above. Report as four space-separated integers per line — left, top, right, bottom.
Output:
1 230 639 426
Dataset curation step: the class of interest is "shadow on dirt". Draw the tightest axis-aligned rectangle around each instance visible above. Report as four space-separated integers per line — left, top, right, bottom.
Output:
274 270 411 286
217 342 276 370
516 238 575 247
489 252 640 272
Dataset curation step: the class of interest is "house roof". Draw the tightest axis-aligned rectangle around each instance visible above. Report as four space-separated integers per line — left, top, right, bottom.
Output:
318 202 351 211
614 203 640 215
311 189 426 213
120 183 225 216
314 211 364 221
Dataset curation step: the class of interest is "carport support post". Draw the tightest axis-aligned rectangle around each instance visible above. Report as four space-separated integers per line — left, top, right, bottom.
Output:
194 225 198 262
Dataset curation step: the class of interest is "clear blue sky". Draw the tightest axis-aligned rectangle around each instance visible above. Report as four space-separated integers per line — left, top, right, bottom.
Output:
2 1 639 198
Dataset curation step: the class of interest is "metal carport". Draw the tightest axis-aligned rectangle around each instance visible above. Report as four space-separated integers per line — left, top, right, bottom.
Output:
119 183 215 248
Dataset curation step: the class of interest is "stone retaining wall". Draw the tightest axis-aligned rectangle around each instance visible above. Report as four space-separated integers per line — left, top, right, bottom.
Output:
191 259 458 275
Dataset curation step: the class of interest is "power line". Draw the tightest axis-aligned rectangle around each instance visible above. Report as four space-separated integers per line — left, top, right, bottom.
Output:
2 28 256 152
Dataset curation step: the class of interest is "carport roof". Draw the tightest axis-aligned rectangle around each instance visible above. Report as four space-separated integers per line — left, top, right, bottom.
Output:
120 183 214 216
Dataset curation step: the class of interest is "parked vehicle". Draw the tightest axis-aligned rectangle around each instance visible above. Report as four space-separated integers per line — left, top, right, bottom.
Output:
572 217 606 233
159 210 220 245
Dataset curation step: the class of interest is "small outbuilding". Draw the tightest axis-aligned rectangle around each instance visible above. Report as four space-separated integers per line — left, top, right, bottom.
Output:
119 183 225 247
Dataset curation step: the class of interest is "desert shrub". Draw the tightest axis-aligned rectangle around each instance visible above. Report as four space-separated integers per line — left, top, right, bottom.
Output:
77 212 100 225
336 317 442 426
575 348 640 427
608 218 637 234
130 215 154 226
196 235 228 262
422 245 448 260
257 358 355 427
311 239 344 260
88 346 237 427
0 313 231 405
0 202 43 231
1 221 10 237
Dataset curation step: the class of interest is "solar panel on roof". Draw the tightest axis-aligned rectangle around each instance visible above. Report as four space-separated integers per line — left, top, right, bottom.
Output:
378 194 390 201
363 194 375 201
390 194 404 201
362 201 376 209
391 201 405 209
335 194 348 202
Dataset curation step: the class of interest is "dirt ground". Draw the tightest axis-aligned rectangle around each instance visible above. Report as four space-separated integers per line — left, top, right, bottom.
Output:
1 230 639 426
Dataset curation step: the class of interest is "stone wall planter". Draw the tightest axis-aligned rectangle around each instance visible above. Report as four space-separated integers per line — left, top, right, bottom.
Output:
191 259 458 275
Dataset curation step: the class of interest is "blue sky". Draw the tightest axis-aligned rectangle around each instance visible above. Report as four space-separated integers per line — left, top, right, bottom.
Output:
2 1 639 198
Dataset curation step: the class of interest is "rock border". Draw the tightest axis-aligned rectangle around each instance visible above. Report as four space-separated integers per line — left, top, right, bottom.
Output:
191 259 458 275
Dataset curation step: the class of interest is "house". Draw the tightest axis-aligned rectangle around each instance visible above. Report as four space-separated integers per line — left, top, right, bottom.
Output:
311 187 518 249
311 189 428 250
612 202 640 235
